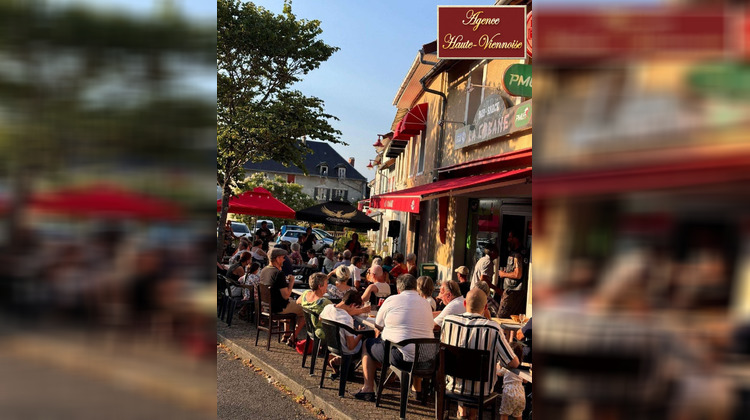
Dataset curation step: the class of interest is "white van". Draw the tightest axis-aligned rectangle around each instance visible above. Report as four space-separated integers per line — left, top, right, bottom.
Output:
255 219 276 236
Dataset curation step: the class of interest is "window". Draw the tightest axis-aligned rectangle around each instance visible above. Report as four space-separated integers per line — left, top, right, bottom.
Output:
314 187 329 201
465 63 486 125
320 165 328 176
417 130 426 174
338 167 346 179
332 188 348 201
287 174 295 183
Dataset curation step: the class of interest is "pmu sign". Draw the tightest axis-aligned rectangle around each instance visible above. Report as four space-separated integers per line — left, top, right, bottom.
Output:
438 6 527 59
502 64 531 97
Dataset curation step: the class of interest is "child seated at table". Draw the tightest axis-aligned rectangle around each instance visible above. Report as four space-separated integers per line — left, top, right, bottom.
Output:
319 290 368 378
498 342 526 420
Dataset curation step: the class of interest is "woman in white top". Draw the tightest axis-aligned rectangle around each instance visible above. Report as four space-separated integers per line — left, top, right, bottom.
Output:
305 249 319 270
249 239 267 262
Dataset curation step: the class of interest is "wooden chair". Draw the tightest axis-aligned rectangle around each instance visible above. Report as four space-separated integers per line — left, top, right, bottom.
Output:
436 344 499 420
301 307 322 375
255 283 296 350
375 338 441 420
319 319 362 397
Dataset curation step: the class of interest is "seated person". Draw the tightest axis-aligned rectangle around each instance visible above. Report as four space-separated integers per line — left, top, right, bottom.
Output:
289 242 304 266
441 289 519 419
433 280 465 330
455 266 471 297
361 265 391 305
305 248 319 270
259 248 304 347
319 290 368 377
417 275 437 311
296 273 332 341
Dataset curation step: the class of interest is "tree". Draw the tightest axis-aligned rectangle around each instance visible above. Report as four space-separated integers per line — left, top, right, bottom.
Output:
217 0 343 261
0 2 214 248
233 173 316 228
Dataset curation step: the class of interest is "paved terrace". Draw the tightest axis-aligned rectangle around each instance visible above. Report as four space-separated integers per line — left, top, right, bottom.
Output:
217 319 444 420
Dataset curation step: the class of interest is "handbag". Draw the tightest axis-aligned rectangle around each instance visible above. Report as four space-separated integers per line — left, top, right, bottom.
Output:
295 338 314 355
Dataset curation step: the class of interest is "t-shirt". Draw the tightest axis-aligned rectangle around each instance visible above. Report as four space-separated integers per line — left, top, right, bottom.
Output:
471 255 495 289
501 250 525 291
307 257 319 269
459 281 471 297
440 313 515 396
426 296 437 311
255 227 272 251
389 264 407 279
259 266 289 313
319 304 361 355
228 250 249 265
375 290 434 361
323 257 335 274
434 296 465 328
299 290 332 340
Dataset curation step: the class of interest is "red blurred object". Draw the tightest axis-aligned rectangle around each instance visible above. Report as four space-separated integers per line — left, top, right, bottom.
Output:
31 183 181 221
217 187 295 219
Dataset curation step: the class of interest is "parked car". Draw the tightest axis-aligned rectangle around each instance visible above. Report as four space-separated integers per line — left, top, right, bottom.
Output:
275 224 304 240
255 219 275 236
312 231 334 252
312 228 334 240
275 228 334 254
230 221 252 239
275 228 306 246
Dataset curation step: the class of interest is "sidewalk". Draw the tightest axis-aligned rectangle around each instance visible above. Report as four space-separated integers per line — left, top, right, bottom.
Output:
217 319 440 420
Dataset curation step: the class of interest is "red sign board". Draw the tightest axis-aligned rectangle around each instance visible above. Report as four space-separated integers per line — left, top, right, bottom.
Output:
526 11 532 58
438 6 527 59
535 8 729 63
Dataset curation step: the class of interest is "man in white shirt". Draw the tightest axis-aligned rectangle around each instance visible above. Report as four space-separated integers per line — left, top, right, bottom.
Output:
354 274 434 402
471 244 503 297
433 280 465 330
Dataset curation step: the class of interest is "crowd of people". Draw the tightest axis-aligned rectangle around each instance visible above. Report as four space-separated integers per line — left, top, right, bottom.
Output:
219 222 532 419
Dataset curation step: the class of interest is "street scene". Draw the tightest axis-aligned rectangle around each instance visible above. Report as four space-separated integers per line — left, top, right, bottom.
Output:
218 1 532 419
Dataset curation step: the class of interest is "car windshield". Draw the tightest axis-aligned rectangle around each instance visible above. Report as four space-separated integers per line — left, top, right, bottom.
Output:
285 230 305 238
232 223 250 233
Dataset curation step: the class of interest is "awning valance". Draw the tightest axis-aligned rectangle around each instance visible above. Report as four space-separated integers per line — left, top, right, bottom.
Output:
370 167 531 214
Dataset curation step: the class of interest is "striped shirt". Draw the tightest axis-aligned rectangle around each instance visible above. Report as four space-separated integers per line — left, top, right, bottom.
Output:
440 313 515 396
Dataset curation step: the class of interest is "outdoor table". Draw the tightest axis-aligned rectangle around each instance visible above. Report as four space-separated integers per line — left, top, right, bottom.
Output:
354 310 381 331
492 318 522 342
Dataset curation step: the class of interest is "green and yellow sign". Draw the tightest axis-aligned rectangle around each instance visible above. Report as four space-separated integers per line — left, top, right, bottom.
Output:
502 63 531 97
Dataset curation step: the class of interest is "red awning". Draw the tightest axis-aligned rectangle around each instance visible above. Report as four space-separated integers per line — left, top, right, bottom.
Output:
400 103 429 134
217 187 296 219
534 153 750 199
31 183 182 221
370 167 531 214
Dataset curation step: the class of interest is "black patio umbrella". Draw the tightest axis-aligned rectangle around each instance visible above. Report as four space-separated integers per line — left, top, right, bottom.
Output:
295 200 380 231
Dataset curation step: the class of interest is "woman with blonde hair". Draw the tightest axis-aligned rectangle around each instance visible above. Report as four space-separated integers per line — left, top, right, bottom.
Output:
326 266 352 300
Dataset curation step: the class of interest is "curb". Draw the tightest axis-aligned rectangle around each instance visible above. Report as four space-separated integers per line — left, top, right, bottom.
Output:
218 333 356 420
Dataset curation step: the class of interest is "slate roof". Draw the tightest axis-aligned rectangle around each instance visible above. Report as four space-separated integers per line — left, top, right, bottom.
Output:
242 140 367 182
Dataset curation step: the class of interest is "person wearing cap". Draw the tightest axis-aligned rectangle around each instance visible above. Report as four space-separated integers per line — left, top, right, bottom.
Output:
455 266 471 298
259 247 304 346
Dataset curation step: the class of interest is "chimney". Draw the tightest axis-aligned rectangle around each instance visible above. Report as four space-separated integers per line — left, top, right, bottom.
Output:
348 157 355 166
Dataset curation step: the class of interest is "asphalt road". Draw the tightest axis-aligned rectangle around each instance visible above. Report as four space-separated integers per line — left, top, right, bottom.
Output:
0 349 211 420
217 346 320 420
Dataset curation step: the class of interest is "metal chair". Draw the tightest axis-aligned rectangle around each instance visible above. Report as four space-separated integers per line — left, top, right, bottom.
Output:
375 338 441 420
301 307 322 375
319 318 362 397
436 344 499 420
255 283 296 350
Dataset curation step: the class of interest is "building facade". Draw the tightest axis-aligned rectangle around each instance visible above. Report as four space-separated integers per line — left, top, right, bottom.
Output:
243 140 368 204
367 2 533 315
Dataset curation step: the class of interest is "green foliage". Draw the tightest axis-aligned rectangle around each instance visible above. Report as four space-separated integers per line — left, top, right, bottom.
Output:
217 0 343 259
233 173 316 227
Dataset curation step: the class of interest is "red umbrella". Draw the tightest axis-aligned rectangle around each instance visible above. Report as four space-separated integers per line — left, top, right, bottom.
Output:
217 187 295 219
31 183 181 221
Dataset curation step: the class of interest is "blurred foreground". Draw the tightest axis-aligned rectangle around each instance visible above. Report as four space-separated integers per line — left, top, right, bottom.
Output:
534 2 750 420
0 1 215 418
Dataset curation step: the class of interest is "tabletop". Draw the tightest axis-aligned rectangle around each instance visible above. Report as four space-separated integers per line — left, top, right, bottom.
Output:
508 364 532 383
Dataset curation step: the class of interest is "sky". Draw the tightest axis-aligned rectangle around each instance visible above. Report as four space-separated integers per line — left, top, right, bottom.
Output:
251 0 500 182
